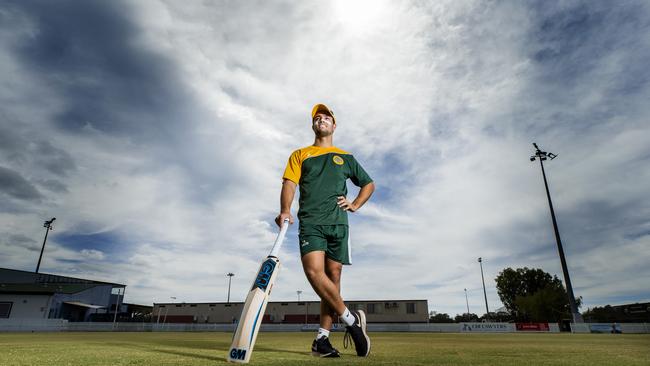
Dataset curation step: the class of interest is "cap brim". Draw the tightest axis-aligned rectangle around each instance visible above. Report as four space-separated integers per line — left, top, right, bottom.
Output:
311 104 336 123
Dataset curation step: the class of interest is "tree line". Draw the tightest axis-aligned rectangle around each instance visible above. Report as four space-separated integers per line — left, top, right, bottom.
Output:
431 267 582 323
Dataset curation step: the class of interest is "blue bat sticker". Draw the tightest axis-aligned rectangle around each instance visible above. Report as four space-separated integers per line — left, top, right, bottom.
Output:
252 259 276 291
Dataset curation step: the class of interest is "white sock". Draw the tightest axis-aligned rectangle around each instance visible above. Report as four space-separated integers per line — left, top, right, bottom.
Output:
316 328 330 340
340 308 355 326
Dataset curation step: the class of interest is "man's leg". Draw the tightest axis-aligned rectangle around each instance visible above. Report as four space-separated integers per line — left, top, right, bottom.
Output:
301 251 345 316
303 251 344 357
320 257 342 330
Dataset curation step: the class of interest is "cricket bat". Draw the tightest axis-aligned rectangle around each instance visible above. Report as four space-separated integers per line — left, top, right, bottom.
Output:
227 218 290 363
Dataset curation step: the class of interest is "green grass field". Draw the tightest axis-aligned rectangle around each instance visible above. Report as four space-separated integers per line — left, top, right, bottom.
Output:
1 332 649 365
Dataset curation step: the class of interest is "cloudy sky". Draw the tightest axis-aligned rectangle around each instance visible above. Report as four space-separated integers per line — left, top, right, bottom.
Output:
1 0 649 316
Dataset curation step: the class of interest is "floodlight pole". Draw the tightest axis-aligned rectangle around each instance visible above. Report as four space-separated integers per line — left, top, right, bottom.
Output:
464 288 470 319
112 287 124 329
163 296 176 324
226 273 235 304
531 143 583 323
36 217 56 273
478 258 490 319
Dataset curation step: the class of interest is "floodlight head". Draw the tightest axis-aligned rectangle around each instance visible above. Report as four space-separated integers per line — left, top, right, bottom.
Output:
548 153 557 160
530 156 536 162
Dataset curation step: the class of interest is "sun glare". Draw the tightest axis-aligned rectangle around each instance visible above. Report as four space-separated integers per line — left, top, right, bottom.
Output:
332 0 389 35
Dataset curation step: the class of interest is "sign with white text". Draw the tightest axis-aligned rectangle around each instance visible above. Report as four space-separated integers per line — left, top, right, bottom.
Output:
460 322 514 332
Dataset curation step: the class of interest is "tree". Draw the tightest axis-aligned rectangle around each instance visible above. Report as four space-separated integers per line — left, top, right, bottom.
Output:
495 267 581 322
429 312 454 323
583 304 650 323
454 313 479 322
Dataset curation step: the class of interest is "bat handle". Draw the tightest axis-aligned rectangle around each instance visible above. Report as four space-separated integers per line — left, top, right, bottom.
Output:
269 218 290 258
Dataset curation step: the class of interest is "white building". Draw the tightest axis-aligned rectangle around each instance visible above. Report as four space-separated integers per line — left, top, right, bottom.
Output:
0 267 125 321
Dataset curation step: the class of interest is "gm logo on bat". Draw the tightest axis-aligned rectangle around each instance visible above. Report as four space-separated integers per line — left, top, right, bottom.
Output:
252 259 276 291
230 348 246 360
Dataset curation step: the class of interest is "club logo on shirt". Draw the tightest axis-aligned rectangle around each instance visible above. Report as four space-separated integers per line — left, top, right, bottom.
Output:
332 155 344 165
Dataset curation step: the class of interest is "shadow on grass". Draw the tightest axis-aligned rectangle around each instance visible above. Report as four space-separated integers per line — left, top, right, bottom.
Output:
153 348 227 362
254 345 311 357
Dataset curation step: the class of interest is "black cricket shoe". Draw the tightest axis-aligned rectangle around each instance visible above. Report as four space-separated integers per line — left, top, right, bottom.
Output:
344 310 370 357
311 336 341 357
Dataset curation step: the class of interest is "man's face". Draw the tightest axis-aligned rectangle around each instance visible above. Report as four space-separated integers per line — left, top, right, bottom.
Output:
312 112 336 137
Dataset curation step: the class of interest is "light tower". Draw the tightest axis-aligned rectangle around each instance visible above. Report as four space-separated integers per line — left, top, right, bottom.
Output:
464 288 470 317
36 217 56 273
478 257 490 319
226 273 235 304
530 142 583 323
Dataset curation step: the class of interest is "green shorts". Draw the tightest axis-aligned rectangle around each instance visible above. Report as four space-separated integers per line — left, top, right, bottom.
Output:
298 224 351 265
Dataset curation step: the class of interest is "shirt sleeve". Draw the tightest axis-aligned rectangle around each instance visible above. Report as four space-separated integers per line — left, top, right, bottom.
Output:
282 150 302 184
348 156 373 187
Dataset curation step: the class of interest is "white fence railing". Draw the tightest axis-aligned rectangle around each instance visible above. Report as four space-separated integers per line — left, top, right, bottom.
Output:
1 320 648 333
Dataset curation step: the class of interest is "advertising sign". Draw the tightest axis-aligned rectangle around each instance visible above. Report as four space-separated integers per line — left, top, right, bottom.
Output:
516 323 550 331
460 322 513 332
590 323 622 333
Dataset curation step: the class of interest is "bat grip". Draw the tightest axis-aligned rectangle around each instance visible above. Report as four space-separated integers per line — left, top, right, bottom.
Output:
269 218 290 258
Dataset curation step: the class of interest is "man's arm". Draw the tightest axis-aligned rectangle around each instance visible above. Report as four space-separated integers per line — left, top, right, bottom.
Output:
337 182 375 212
275 179 297 226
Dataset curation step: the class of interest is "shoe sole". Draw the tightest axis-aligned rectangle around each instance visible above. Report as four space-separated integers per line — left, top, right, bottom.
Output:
357 310 371 357
311 351 340 358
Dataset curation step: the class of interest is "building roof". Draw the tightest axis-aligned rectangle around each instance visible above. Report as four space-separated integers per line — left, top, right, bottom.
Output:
0 267 125 295
63 301 106 309
0 283 105 295
0 267 125 286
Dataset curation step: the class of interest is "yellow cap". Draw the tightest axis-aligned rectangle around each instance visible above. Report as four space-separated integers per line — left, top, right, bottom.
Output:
311 104 336 124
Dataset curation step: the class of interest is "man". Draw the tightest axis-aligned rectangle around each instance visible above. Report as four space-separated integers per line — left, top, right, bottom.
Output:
275 103 375 358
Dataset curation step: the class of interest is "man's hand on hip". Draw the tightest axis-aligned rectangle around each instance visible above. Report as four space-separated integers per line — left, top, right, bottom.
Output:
337 196 358 212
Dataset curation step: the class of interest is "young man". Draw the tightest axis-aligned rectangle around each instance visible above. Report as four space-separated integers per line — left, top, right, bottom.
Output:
275 103 375 357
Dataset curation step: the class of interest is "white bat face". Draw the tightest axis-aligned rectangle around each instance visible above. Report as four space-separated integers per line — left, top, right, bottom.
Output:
228 220 288 363
228 257 281 363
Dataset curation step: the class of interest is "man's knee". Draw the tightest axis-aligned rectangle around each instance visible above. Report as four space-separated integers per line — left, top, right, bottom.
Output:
325 265 342 284
304 266 325 282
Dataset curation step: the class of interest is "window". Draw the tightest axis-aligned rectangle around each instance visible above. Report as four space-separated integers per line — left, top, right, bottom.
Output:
366 303 377 314
190 304 197 307
406 303 416 314
175 304 182 307
281 303 289 306
0 302 12 318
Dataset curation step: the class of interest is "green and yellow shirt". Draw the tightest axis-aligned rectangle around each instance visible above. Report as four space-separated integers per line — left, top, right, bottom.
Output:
283 145 373 226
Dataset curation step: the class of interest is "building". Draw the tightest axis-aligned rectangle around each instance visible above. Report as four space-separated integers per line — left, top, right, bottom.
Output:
152 299 429 324
0 267 125 322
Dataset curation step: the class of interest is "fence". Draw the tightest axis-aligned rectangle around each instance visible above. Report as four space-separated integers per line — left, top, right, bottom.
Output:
1 319 648 333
